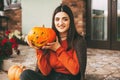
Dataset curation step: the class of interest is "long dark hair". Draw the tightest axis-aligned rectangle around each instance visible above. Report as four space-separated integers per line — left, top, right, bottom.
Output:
52 4 79 50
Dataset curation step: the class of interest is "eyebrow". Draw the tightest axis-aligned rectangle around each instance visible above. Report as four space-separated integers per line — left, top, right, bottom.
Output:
63 17 69 19
55 16 69 19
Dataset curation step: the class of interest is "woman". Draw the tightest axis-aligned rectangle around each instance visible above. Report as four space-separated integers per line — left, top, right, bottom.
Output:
20 4 87 80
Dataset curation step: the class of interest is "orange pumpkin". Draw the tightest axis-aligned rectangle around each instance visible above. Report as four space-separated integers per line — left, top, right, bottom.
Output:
27 26 56 48
8 65 26 80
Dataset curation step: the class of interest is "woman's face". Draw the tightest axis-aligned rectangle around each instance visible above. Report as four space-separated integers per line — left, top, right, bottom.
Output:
54 12 70 34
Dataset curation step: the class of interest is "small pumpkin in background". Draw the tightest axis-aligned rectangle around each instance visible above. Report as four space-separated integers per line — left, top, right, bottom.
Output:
8 65 26 80
27 25 56 48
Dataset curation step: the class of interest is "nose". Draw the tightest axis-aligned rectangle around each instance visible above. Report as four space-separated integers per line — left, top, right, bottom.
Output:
59 20 63 25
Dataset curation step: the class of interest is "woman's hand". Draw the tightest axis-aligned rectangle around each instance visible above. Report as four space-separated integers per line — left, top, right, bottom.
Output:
42 36 61 51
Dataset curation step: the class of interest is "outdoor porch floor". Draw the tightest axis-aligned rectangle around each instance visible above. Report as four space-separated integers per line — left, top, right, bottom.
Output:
0 45 120 80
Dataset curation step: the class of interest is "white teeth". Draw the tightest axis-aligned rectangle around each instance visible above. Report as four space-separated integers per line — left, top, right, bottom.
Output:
59 26 64 29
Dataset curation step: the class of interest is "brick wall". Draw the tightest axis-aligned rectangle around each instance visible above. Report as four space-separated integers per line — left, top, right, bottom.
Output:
62 0 86 36
2 0 86 36
4 9 22 32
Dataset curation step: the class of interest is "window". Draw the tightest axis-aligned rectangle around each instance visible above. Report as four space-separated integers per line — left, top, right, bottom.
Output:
4 0 21 10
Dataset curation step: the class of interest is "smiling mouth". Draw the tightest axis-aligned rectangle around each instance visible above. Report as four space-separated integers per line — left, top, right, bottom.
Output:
59 26 65 29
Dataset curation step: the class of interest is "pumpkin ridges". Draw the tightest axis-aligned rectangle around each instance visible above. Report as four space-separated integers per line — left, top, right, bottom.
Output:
8 65 26 80
8 65 18 80
27 26 56 48
15 67 23 80
34 28 48 47
14 67 20 80
48 28 56 42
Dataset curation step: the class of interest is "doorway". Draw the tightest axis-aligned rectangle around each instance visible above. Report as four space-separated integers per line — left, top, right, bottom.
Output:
86 0 120 50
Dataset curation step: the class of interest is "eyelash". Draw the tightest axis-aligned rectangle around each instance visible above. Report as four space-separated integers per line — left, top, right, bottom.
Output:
64 18 68 21
55 18 68 21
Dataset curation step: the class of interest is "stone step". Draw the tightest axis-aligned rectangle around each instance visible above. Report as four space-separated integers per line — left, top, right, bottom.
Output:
0 70 8 80
0 45 37 80
0 45 120 80
2 45 37 71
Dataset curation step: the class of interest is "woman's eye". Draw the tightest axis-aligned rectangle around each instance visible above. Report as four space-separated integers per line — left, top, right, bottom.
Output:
55 18 59 21
64 18 68 21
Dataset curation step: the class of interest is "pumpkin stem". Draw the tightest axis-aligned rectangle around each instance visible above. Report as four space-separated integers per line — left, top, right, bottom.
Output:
19 65 26 70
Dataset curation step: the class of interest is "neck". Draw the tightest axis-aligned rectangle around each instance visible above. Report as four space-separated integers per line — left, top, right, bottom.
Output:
60 32 67 40
60 35 67 40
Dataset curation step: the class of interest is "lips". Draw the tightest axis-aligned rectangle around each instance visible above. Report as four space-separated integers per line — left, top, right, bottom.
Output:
58 26 65 29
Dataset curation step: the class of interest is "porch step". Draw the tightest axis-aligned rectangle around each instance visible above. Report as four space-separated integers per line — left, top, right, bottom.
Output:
1 45 37 71
0 45 120 80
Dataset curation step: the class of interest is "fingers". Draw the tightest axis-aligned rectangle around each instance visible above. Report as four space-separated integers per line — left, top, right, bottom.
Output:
26 35 32 47
47 42 55 45
33 46 40 49
42 46 50 49
42 43 54 49
42 36 60 50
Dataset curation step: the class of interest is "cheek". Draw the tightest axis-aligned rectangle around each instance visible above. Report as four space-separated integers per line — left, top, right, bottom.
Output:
66 22 70 28
54 22 57 27
67 22 70 27
54 22 59 28
65 25 70 31
54 21 57 26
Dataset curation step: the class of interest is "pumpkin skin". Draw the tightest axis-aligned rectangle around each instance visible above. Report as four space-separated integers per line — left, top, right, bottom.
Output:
27 26 56 48
8 65 26 80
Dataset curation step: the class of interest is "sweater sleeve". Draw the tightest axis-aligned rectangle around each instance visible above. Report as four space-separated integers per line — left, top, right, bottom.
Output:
56 46 80 75
36 50 52 76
